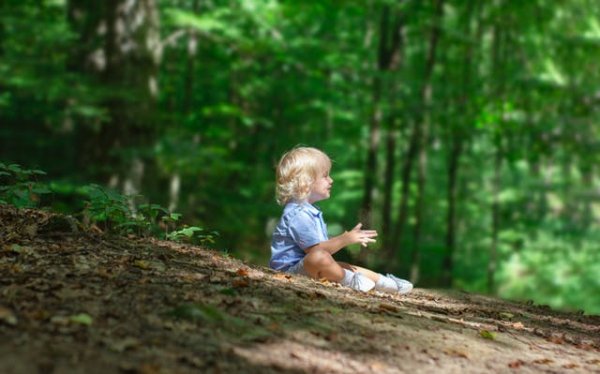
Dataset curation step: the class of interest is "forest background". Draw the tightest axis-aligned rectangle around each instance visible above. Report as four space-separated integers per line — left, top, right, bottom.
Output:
1 0 599 315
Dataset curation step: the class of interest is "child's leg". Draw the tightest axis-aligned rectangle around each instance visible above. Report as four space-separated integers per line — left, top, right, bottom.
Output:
337 262 380 283
303 249 375 291
303 248 345 281
339 262 413 294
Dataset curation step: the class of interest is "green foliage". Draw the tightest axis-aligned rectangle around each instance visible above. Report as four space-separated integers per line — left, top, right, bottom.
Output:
166 226 218 246
0 162 50 207
496 231 600 315
82 184 217 244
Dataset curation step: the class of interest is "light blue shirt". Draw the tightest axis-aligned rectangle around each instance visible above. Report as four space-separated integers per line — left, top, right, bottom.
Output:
270 201 328 271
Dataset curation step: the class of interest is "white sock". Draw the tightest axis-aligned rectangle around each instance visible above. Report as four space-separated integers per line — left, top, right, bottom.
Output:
340 269 355 286
340 269 375 292
374 274 399 293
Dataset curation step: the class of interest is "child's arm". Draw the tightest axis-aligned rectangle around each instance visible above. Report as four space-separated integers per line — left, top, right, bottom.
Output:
305 223 377 255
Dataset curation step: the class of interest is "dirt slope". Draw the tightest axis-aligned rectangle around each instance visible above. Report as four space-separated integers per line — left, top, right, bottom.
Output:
1 206 599 373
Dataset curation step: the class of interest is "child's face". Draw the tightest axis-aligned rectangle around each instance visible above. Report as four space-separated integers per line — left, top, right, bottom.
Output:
308 168 333 204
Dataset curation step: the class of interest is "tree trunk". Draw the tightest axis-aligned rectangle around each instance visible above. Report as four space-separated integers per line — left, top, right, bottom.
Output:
441 0 478 287
183 0 199 114
69 0 161 197
408 0 444 280
489 135 502 292
487 19 505 293
170 0 199 213
441 138 462 286
382 127 398 251
359 2 404 262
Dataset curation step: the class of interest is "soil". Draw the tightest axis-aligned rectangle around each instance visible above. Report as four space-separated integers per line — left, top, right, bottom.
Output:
1 206 599 373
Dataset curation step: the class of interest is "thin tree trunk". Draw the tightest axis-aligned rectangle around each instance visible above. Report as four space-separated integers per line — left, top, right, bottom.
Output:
580 164 593 229
390 122 419 258
441 0 478 287
359 2 404 262
489 135 502 292
382 128 398 251
170 0 199 213
361 3 402 226
441 138 463 286
408 0 444 279
70 0 161 194
487 19 505 293
183 0 199 114
361 75 382 230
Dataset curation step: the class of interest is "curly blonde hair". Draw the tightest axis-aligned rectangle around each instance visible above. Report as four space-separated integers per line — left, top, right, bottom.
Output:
275 147 331 205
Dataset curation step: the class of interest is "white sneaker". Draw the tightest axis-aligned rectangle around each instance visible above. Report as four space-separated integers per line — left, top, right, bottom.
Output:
386 274 413 294
349 272 376 292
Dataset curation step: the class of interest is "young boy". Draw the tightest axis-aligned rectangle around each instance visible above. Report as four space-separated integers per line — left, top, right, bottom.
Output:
270 146 413 294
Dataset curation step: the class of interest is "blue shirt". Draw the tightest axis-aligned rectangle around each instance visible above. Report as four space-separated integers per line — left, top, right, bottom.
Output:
270 201 328 271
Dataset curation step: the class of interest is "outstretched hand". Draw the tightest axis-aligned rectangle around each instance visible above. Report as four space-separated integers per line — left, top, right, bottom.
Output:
346 223 378 247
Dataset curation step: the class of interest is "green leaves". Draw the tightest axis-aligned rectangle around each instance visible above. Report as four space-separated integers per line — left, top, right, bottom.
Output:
479 329 496 340
167 303 226 323
166 226 218 246
69 313 93 326
0 162 50 208
164 8 243 40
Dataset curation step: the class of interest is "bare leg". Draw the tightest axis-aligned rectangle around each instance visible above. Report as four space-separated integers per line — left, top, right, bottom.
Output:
338 262 381 283
303 248 345 282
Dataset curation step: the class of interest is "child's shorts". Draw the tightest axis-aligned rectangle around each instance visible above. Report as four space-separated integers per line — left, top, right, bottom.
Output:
285 258 308 276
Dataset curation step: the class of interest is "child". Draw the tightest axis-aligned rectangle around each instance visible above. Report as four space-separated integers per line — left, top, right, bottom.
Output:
270 146 413 294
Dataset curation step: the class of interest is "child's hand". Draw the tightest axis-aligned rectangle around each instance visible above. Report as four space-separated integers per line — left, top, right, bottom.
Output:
347 223 378 247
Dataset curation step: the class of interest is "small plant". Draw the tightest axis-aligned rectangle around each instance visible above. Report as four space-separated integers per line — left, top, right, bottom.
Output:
83 184 131 233
0 162 51 208
82 184 218 244
166 226 218 246
0 165 219 246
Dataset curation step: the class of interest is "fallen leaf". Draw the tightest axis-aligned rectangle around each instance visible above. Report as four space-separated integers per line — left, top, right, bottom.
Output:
378 303 399 313
0 306 17 326
369 362 385 370
50 316 70 325
508 360 525 368
576 343 594 351
479 329 496 340
443 348 469 359
562 364 579 369
139 363 161 374
273 273 292 281
512 322 524 330
547 335 564 344
24 224 38 237
133 260 152 270
70 313 93 326
232 279 249 288
104 337 140 353
133 260 165 271
236 268 249 277
24 309 49 321
532 358 554 365
209 275 226 283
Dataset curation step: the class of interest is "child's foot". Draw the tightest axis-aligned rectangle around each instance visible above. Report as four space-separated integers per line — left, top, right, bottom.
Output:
341 269 375 292
386 274 413 294
349 272 376 292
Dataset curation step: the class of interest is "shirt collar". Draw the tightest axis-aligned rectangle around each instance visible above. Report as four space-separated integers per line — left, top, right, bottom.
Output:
288 200 322 216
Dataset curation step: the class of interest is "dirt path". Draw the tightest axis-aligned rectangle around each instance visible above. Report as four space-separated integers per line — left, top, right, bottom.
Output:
1 206 599 373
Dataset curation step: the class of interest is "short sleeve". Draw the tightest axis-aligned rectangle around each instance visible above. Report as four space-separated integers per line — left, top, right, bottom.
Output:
288 211 322 250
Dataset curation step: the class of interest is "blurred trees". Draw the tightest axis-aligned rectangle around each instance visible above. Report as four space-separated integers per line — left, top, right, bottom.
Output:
1 0 599 314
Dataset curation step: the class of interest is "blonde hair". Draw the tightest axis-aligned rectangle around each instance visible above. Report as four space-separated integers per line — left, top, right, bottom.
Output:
275 147 331 205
